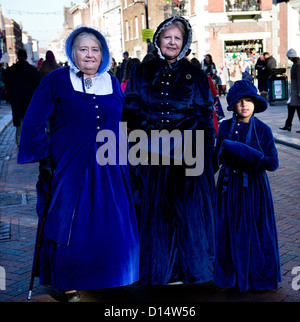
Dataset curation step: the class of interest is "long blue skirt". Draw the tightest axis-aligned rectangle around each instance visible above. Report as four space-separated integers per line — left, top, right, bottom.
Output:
214 168 281 292
35 148 139 291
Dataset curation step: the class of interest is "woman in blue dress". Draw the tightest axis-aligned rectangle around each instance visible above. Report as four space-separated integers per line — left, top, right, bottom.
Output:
18 27 139 300
122 16 216 285
214 80 281 292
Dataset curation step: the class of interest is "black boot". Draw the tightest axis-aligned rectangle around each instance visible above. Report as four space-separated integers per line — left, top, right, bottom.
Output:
279 125 291 131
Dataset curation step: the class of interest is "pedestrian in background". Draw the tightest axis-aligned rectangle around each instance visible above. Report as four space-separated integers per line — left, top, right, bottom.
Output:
5 49 40 147
146 38 155 54
280 48 300 132
39 50 60 79
217 63 229 96
202 53 217 83
255 53 266 94
142 52 155 63
123 16 216 286
120 58 140 93
229 58 243 84
18 26 139 301
261 51 277 100
214 80 281 292
37 58 44 70
119 51 130 83
0 63 5 102
109 57 118 78
191 57 223 136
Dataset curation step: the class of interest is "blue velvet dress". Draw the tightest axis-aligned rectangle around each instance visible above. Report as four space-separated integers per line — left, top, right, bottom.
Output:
214 115 281 292
123 57 216 285
18 67 139 291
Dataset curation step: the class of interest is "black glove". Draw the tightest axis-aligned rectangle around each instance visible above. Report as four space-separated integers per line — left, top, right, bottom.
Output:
39 157 53 184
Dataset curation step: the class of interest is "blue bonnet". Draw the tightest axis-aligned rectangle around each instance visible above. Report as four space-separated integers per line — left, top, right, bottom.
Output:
226 80 268 113
65 26 111 76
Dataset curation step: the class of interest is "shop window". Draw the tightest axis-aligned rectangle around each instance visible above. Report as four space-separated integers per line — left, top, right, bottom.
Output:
224 39 263 59
163 0 187 18
226 0 260 12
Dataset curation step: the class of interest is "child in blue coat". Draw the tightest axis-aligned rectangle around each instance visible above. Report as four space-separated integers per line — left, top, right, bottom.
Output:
214 80 281 292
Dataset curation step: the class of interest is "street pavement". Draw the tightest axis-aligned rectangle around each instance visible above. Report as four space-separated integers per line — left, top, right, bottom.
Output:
0 98 299 303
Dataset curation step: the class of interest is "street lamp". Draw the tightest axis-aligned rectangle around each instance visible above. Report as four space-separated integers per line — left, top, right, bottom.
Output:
133 0 149 29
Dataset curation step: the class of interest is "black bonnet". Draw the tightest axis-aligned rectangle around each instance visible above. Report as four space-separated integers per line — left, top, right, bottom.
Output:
153 16 192 61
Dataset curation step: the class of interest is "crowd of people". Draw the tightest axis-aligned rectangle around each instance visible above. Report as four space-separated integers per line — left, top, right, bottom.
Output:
2 15 300 302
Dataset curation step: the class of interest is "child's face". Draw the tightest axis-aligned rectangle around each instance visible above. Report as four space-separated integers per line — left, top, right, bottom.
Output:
235 97 255 123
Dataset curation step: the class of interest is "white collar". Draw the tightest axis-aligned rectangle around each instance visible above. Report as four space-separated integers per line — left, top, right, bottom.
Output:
69 69 113 95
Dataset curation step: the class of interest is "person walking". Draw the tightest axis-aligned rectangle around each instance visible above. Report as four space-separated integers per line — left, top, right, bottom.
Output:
39 50 60 79
202 54 217 83
217 63 229 96
214 80 281 292
255 53 266 94
229 58 243 84
120 58 140 93
5 49 40 146
119 51 130 83
17 26 139 301
191 57 224 136
0 63 5 102
279 48 300 132
261 52 277 100
123 16 216 286
147 38 155 54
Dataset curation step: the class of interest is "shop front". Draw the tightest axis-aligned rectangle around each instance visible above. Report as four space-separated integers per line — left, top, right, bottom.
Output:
224 39 263 61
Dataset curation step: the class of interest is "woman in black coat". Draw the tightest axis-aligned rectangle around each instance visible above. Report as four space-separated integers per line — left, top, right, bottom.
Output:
122 16 216 285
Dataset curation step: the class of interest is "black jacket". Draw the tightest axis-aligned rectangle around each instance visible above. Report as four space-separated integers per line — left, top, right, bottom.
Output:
5 60 40 126
265 56 277 74
123 57 214 134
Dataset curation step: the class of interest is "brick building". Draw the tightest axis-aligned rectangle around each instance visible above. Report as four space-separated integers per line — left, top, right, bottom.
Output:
69 0 91 28
60 0 299 70
90 0 102 29
119 0 296 70
4 18 22 66
122 0 161 60
121 0 188 60
189 0 290 69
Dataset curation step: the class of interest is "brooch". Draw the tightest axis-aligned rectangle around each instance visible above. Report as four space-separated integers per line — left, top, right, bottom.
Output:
186 74 192 80
84 77 93 89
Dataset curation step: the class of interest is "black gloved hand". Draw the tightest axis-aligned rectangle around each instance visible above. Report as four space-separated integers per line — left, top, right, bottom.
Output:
39 157 53 184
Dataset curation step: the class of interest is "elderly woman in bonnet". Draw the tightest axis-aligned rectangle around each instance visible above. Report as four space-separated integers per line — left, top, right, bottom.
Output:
17 27 139 301
214 80 281 292
122 16 216 285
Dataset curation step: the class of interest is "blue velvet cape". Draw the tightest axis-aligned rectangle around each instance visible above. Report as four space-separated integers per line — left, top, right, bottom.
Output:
17 67 139 290
214 115 281 292
122 57 216 285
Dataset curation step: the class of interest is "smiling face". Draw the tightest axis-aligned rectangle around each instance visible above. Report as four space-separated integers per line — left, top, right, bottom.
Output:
72 34 102 77
235 97 255 123
159 25 183 64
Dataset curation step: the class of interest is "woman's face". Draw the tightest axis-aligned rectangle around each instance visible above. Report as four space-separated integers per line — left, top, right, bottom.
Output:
73 36 102 77
159 25 183 64
235 97 255 123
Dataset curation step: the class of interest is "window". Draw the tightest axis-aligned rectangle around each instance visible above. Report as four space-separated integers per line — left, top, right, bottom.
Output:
141 13 145 30
135 16 139 39
226 0 260 12
126 20 129 41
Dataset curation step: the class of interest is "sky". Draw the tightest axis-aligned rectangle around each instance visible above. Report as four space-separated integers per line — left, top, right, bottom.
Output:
0 0 75 47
